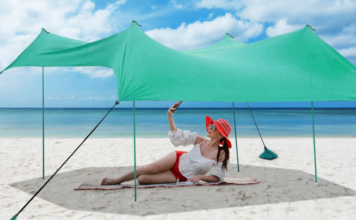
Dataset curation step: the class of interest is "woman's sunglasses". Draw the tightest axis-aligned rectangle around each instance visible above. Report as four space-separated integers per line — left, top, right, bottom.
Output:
208 124 216 132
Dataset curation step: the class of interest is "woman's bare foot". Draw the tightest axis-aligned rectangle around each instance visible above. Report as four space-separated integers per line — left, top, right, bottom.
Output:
101 178 121 185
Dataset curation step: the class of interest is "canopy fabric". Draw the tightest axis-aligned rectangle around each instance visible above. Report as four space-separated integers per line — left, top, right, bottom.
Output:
1 21 356 102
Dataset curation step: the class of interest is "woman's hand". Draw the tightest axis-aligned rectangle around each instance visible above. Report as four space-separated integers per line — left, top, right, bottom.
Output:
187 175 203 185
167 103 178 116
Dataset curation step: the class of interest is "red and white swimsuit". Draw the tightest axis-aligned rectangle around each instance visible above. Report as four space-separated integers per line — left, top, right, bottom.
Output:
168 128 226 182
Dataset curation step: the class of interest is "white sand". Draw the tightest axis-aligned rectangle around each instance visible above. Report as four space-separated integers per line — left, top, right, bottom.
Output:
1 137 356 219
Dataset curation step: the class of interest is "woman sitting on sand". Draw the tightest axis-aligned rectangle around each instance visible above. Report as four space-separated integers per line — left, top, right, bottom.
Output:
101 103 232 185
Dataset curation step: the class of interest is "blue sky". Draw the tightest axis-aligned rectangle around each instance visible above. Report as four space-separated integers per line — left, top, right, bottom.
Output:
0 0 355 108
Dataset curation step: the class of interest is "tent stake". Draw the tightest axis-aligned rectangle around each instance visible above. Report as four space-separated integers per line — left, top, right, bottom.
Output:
232 102 240 172
311 101 317 184
42 67 45 179
133 101 137 201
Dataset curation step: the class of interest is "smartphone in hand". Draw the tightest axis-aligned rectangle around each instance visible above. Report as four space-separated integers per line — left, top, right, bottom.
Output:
171 101 183 113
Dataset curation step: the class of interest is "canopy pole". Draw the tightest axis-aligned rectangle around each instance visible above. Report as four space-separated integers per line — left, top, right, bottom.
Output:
133 101 137 201
42 67 45 179
232 102 240 172
311 101 317 184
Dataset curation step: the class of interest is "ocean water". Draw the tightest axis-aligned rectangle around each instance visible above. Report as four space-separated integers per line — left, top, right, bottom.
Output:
0 108 355 138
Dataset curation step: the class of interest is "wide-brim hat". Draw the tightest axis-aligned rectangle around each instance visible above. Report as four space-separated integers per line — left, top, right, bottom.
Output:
205 116 232 148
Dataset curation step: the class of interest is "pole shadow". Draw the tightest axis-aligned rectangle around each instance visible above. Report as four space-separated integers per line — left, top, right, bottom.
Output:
9 165 356 216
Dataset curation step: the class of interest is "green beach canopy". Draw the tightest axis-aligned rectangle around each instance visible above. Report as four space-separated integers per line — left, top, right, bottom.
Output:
5 21 356 220
2 21 356 102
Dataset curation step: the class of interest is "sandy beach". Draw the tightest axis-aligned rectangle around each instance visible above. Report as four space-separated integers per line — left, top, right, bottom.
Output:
1 137 355 219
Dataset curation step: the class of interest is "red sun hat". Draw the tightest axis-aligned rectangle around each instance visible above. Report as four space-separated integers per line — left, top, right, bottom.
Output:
205 116 232 148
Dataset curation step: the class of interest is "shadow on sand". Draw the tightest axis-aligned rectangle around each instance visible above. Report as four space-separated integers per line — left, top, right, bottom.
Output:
9 165 355 216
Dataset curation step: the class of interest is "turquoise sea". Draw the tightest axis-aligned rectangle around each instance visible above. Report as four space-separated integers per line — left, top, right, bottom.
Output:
0 108 355 138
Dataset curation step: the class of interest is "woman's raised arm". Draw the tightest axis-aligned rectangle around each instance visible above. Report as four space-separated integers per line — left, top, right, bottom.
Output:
167 103 178 131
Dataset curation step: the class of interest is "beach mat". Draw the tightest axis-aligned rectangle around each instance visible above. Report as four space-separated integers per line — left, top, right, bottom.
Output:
75 177 259 190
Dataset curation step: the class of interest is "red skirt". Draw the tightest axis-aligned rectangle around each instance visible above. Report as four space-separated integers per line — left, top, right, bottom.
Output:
170 150 188 182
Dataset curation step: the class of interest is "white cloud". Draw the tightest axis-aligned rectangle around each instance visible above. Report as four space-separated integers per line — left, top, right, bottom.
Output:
320 24 356 49
237 0 356 31
196 0 356 59
170 0 183 9
196 0 242 10
338 46 356 57
196 0 356 29
68 96 75 99
266 20 304 37
0 0 126 73
145 13 263 50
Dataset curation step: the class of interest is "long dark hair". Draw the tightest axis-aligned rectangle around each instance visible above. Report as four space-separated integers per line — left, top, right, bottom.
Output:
216 137 230 171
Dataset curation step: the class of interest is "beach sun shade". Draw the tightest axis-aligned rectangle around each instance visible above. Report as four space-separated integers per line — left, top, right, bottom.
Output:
1 21 356 102
3 21 356 220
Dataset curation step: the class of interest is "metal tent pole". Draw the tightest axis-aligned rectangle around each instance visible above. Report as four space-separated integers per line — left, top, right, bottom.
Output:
133 101 137 200
42 67 45 179
232 102 240 172
311 101 317 184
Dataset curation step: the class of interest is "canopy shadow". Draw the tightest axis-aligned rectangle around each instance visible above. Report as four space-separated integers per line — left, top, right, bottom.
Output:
9 165 355 216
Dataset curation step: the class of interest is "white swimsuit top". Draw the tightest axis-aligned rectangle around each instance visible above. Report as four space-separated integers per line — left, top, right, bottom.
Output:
168 128 227 181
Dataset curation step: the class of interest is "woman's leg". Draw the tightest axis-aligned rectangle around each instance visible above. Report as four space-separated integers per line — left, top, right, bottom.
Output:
102 151 177 185
137 170 176 185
